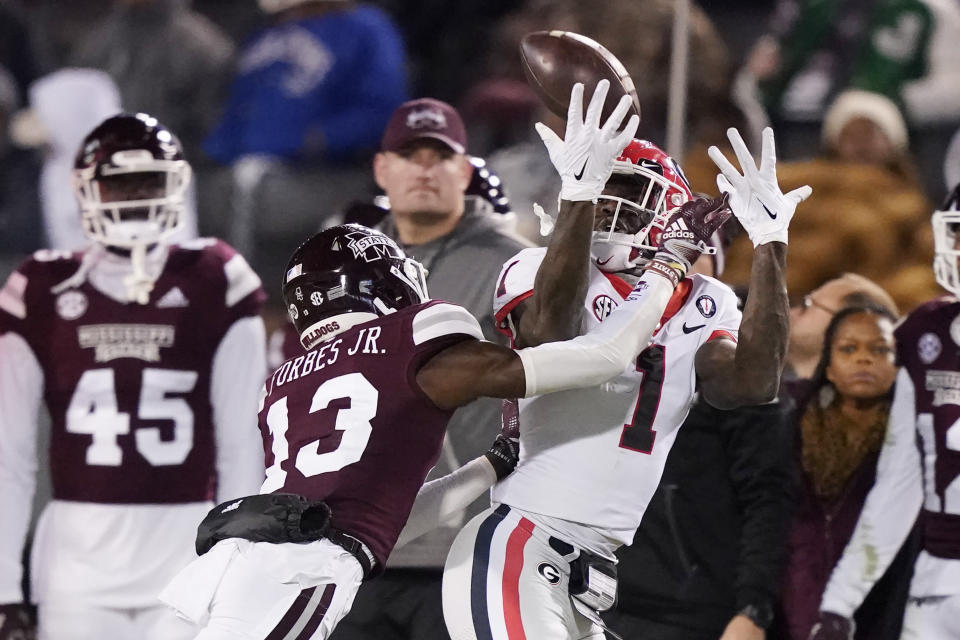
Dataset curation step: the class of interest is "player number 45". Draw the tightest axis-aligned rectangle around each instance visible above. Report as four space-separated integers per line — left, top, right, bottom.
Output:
66 368 198 466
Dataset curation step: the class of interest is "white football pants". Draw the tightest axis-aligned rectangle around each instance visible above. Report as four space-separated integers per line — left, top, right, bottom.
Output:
161 538 363 640
39 602 198 640
442 504 605 640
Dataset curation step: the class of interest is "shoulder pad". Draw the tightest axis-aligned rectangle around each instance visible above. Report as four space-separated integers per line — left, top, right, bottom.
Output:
412 302 483 345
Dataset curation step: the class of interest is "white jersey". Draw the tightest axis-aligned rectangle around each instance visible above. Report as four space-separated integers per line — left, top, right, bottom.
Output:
491 247 741 558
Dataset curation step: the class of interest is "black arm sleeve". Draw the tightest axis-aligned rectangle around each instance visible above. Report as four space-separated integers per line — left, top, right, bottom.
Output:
722 398 796 613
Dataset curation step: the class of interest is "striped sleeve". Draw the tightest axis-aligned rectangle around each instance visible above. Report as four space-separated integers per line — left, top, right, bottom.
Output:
705 279 741 343
492 248 545 339
412 303 483 346
0 270 27 321
224 253 263 308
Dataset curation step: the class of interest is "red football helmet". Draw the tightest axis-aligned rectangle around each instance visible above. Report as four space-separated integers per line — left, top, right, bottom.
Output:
592 139 693 272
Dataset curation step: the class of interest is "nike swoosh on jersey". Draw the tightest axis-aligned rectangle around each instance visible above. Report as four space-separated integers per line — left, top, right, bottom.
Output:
574 159 588 180
596 256 614 266
682 323 706 334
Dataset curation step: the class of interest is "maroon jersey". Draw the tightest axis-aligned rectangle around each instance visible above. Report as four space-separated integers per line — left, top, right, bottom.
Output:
0 240 265 504
896 297 960 558
258 300 483 566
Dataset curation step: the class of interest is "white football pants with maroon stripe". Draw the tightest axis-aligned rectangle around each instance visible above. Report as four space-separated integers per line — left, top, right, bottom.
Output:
160 538 363 640
442 504 605 640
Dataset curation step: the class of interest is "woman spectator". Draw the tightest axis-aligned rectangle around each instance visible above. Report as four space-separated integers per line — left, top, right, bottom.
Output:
783 305 917 640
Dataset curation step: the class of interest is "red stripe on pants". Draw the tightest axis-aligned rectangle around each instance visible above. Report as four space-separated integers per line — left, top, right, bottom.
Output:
502 518 534 640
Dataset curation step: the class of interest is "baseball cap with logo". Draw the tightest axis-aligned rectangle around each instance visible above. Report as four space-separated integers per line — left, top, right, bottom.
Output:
381 98 467 155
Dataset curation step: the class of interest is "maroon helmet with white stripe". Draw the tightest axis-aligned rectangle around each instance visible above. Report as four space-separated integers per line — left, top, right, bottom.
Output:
282 224 429 348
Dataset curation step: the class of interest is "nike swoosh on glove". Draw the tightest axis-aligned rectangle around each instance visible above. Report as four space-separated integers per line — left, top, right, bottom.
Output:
646 194 732 287
708 127 811 247
535 79 640 202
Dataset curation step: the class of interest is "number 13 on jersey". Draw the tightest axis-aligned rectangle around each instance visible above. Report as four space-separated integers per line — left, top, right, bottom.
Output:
261 373 379 493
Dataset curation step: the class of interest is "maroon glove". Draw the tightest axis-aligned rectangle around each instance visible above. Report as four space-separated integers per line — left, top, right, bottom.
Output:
645 193 732 286
0 603 36 640
485 399 521 480
808 611 854 640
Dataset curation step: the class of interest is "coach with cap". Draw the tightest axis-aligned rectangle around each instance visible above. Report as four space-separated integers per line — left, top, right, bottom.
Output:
328 98 530 640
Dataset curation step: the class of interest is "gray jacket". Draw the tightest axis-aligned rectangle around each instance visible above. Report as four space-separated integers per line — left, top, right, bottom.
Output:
380 198 531 567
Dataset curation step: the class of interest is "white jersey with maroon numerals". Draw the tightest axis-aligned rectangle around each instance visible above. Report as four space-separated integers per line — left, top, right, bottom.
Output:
491 247 741 558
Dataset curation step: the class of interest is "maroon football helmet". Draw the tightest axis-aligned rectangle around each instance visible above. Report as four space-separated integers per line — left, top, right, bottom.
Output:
73 112 191 251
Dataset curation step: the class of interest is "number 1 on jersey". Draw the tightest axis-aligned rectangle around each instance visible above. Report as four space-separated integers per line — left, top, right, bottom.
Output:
619 345 665 454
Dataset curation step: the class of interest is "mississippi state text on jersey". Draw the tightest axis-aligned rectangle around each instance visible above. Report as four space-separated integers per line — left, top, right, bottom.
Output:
0 239 265 504
258 300 483 566
492 247 740 557
896 297 960 559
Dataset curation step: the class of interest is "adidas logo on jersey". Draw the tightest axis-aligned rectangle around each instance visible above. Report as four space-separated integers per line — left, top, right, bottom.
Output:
156 287 189 308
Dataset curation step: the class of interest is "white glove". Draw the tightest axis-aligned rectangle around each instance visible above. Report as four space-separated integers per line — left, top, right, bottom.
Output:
535 80 640 202
708 127 811 247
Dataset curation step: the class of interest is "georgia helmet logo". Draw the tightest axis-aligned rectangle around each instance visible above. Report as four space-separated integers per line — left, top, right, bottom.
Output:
537 562 561 585
593 294 617 321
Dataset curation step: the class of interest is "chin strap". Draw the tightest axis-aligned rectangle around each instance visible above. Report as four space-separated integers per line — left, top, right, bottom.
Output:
123 243 155 305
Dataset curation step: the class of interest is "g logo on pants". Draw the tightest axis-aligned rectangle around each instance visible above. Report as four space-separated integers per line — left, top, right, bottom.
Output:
537 562 561 585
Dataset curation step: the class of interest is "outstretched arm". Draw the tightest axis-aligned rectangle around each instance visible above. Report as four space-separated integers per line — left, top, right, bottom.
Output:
418 196 731 409
697 127 811 409
510 81 639 348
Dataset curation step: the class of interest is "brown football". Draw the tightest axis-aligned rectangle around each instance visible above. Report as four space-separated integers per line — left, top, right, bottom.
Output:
519 30 640 126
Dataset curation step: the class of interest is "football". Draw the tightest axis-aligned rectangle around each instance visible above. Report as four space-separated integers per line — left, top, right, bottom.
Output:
519 30 641 126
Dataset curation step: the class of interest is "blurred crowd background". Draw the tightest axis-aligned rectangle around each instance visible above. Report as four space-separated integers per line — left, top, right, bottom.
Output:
3 0 959 319
3 2 960 638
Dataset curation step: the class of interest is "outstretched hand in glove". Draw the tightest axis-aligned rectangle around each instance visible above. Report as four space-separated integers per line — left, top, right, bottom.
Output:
708 127 811 248
535 80 640 203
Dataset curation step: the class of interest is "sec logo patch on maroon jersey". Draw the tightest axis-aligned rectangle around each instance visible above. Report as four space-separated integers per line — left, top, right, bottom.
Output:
593 294 617 321
56 291 88 320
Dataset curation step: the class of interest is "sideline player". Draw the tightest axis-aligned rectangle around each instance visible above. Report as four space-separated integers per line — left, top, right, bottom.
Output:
441 83 811 638
158 83 729 640
0 113 267 639
810 185 960 640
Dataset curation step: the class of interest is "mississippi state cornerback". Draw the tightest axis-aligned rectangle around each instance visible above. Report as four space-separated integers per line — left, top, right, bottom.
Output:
258 299 483 566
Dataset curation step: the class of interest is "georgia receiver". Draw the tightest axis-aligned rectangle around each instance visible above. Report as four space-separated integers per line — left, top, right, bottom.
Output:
442 81 811 640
